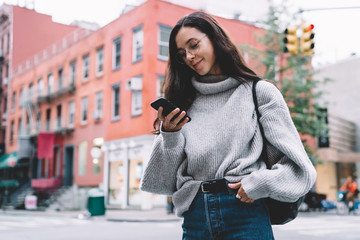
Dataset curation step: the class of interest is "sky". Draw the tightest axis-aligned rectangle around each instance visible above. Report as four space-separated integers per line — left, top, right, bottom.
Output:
2 0 360 68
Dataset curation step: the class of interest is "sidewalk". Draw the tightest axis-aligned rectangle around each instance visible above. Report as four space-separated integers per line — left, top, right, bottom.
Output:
1 207 181 223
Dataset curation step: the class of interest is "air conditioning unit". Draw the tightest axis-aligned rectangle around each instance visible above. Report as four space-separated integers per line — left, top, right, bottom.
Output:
93 111 102 120
3 77 8 85
127 77 142 91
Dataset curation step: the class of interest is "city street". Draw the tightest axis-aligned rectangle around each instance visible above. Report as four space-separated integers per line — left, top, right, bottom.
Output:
0 210 359 239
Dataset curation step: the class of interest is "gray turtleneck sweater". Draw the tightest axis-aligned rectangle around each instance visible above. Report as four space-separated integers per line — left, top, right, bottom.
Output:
140 77 317 217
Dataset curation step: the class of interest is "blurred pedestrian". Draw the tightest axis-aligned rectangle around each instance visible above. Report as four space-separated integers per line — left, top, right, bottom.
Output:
166 196 174 214
141 11 317 239
340 175 358 209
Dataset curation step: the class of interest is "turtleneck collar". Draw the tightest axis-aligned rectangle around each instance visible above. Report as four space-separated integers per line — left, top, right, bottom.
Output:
192 75 240 95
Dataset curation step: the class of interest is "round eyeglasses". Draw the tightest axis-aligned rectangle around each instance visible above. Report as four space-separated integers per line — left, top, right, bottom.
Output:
175 35 207 64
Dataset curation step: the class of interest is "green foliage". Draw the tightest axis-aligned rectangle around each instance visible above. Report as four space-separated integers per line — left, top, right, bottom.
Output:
239 1 330 165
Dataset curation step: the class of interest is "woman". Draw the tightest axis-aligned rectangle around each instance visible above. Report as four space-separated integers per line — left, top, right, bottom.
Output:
140 11 317 239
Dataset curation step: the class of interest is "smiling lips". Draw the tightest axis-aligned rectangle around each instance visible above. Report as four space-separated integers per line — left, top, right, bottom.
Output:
193 59 203 69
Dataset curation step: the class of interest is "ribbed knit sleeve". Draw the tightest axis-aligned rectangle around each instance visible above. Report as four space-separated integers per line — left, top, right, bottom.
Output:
241 81 317 202
140 129 186 195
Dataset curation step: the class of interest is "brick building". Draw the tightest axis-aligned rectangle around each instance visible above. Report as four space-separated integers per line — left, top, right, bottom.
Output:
5 0 265 209
0 4 80 207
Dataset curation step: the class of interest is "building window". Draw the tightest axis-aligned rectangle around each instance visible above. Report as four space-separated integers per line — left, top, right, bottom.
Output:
36 112 41 132
70 61 76 85
56 105 62 130
130 76 143 116
11 91 16 111
48 73 54 95
112 37 121 70
10 120 14 143
3 96 6 114
46 108 51 131
78 141 87 176
96 47 104 76
29 83 33 102
157 75 165 97
6 32 10 53
19 87 24 108
132 90 142 116
18 117 22 136
158 24 171 60
81 96 88 124
38 77 44 97
111 84 120 121
94 91 103 120
69 101 75 127
83 54 89 81
132 26 143 62
1 36 3 53
58 68 63 90
5 63 9 79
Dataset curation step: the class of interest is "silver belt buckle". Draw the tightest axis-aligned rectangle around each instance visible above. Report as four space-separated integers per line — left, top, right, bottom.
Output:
201 182 210 193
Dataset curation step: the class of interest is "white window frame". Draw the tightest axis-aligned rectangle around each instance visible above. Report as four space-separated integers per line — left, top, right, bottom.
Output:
29 83 33 101
48 73 54 95
94 91 103 119
19 87 24 108
132 26 143 63
70 61 76 85
96 47 104 76
68 101 75 127
112 37 121 70
38 77 44 97
58 67 63 90
158 24 171 61
131 90 142 116
157 74 165 97
83 54 89 82
81 96 88 125
111 84 120 121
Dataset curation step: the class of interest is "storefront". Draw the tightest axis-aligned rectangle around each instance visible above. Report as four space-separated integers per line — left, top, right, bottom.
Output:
102 134 166 209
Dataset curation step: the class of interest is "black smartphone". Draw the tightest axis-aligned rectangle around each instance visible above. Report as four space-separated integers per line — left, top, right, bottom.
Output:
150 98 191 122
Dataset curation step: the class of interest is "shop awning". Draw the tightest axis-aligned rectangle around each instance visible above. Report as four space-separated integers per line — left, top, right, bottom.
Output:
0 152 19 169
0 179 19 188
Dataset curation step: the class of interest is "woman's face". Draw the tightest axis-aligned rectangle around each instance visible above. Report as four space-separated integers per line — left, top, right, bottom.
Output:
175 27 221 76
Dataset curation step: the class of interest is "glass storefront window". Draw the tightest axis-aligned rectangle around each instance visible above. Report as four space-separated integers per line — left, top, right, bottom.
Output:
108 160 125 205
128 158 142 206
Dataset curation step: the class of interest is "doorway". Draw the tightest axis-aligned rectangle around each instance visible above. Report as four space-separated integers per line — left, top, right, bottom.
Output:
63 145 74 186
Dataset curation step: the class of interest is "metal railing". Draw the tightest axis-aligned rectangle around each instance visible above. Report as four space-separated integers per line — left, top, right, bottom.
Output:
18 118 74 137
20 75 75 106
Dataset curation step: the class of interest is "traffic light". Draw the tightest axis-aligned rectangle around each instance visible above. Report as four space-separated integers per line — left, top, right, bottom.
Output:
283 25 298 55
300 23 315 55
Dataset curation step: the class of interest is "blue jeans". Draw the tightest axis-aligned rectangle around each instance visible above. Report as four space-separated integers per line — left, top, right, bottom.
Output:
182 188 274 240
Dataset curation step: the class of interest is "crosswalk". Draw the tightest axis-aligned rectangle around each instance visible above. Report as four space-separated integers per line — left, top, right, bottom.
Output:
0 214 90 231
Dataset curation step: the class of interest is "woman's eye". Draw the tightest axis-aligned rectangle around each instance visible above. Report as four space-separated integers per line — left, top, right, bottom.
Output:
190 43 199 49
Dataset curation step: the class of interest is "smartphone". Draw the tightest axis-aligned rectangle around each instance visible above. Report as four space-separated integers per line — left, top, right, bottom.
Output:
150 98 191 122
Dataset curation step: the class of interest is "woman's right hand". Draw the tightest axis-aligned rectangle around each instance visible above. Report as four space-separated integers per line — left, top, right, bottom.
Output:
158 107 190 132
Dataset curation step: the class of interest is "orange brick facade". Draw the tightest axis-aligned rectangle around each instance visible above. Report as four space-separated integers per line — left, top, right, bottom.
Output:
6 0 266 208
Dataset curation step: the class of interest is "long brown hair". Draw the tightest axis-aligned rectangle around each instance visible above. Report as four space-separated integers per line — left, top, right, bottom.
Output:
153 11 261 133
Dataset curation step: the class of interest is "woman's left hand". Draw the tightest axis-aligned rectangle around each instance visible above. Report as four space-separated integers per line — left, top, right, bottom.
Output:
228 182 254 203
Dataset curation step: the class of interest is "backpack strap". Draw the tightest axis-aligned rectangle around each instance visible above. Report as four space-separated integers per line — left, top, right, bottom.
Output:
252 80 270 169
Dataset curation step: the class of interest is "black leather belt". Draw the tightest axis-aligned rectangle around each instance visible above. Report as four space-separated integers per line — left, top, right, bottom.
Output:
200 179 228 194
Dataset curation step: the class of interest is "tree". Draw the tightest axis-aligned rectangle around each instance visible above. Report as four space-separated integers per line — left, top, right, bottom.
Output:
240 1 331 164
